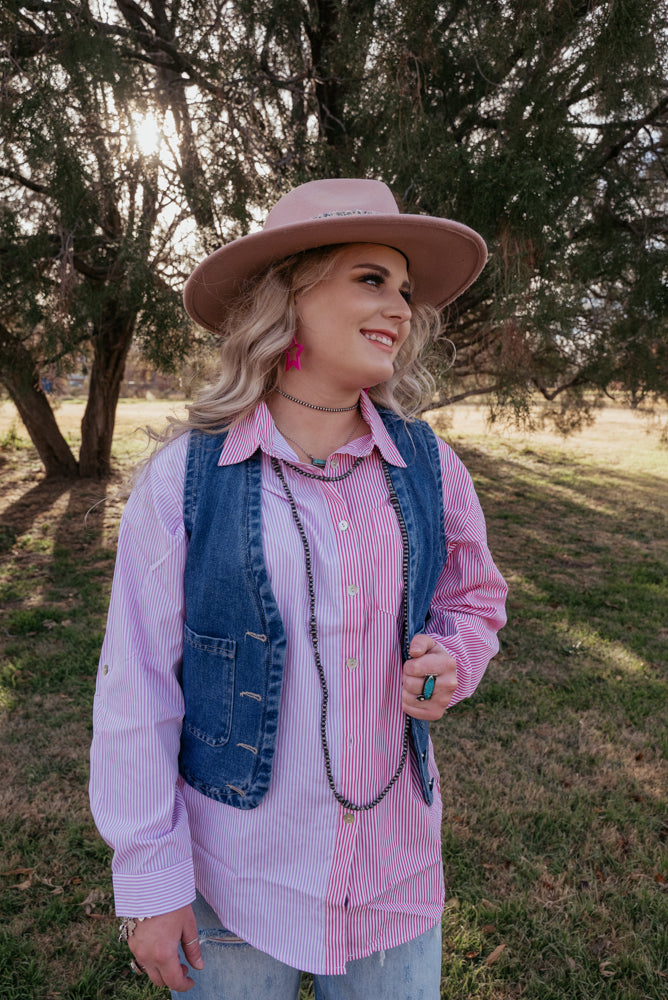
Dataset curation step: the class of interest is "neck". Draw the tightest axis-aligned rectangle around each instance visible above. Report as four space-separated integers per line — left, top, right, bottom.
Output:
267 389 367 465
277 366 364 408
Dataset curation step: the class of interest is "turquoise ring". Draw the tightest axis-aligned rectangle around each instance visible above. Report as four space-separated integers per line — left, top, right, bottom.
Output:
417 674 437 701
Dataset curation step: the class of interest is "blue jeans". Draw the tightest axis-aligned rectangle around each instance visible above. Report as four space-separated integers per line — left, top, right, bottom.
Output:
173 893 441 1000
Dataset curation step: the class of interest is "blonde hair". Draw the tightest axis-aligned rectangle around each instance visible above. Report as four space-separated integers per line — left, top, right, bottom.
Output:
156 244 440 445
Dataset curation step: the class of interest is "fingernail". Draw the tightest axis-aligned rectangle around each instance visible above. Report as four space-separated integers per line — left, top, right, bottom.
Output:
194 957 204 969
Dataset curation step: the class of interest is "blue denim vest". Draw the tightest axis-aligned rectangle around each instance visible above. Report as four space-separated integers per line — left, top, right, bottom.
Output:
179 410 447 809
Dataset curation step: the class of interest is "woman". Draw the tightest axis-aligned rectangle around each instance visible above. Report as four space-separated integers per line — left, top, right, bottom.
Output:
90 178 507 998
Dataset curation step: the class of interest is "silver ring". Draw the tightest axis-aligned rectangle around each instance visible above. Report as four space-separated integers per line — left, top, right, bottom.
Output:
417 674 436 701
185 937 200 946
130 960 146 975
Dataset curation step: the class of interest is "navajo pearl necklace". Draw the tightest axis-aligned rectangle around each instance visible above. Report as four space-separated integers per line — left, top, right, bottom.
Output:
270 455 410 811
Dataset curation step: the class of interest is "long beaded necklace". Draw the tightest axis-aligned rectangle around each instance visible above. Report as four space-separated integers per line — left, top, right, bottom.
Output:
270 455 411 812
273 411 364 469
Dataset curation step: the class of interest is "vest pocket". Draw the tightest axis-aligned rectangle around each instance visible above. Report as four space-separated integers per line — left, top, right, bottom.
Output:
182 624 236 747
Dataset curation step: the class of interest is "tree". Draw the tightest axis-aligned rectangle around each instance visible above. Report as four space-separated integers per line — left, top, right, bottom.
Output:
2 1 666 479
0 1 190 477
230 0 668 419
110 0 668 422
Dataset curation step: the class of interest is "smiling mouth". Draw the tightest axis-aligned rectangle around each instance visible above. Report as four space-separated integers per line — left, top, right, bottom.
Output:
362 330 395 347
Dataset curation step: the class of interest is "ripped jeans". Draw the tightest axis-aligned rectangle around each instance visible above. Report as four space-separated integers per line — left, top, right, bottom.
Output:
173 892 441 1000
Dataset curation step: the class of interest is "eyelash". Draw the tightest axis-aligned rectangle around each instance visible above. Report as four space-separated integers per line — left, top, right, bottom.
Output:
360 273 412 305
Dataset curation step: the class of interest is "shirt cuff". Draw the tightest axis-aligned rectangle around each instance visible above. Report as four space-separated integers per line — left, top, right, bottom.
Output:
424 631 476 706
112 858 196 917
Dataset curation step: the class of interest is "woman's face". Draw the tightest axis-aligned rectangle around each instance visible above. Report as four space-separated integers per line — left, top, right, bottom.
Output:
291 243 413 396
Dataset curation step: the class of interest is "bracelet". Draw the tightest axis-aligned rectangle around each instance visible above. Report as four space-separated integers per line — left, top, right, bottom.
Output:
118 916 147 943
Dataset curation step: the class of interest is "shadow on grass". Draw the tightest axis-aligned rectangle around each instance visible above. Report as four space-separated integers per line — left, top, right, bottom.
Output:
460 445 667 676
1 474 115 700
426 444 668 999
0 478 73 552
1 440 666 999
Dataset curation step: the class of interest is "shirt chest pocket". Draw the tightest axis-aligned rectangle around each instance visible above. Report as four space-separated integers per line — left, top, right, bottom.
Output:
370 499 404 617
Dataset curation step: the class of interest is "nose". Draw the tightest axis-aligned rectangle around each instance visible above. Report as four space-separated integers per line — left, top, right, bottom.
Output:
382 287 412 323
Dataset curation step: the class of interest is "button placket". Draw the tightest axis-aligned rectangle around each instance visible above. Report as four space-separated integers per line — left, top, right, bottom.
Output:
326 489 365 808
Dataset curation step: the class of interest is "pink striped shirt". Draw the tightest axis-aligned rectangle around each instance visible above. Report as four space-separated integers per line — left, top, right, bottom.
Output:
90 393 507 974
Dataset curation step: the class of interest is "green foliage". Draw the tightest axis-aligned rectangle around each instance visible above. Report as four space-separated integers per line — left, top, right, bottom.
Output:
0 2 193 475
147 0 667 416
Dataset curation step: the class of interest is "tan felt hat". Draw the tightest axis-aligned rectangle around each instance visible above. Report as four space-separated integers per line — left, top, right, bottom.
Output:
184 178 487 332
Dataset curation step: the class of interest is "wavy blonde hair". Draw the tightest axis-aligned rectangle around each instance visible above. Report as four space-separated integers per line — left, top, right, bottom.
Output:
157 244 440 444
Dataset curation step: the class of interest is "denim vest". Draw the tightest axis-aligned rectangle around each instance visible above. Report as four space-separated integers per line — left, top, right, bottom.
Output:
179 410 447 809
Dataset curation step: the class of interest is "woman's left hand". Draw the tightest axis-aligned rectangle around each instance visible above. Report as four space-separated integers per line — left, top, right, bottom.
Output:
402 635 457 720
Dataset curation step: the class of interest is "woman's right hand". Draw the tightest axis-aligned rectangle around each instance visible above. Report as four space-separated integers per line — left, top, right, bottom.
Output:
127 904 204 992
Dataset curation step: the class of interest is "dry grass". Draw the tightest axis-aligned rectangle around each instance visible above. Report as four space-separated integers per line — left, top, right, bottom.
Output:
0 397 666 999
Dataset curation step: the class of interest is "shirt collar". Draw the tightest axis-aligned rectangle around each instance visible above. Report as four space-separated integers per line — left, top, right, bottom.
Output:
359 393 407 467
218 391 407 468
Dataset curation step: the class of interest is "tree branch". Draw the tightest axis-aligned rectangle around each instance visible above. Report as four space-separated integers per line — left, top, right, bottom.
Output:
423 383 502 411
595 95 668 169
0 167 47 194
531 374 589 401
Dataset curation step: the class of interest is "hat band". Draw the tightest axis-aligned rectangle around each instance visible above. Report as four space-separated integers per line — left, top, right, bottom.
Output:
311 209 379 219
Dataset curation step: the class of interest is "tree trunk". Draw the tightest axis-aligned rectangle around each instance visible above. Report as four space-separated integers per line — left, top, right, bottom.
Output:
0 337 79 479
306 0 377 151
78 309 136 478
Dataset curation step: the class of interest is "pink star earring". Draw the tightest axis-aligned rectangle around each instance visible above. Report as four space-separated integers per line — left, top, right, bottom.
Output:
285 337 304 371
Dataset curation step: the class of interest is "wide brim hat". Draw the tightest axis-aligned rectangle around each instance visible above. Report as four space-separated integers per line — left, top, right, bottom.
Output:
184 178 487 332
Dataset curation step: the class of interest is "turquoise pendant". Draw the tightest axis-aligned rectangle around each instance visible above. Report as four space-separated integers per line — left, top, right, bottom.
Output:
311 457 327 468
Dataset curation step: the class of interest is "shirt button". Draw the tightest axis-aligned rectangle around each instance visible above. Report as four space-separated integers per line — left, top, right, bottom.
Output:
343 813 355 824
102 664 109 675
338 520 348 531
331 456 339 468
346 657 358 670
346 584 359 596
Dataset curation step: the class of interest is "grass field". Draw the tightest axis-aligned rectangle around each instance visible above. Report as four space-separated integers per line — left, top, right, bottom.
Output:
0 398 666 999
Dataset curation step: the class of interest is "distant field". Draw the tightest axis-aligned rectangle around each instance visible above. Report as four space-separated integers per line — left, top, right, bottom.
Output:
1 394 666 473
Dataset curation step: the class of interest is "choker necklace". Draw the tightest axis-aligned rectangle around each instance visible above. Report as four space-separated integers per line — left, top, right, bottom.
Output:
275 388 360 413
274 412 363 469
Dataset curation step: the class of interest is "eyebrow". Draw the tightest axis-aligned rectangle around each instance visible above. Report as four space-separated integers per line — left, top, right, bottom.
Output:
351 262 413 290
